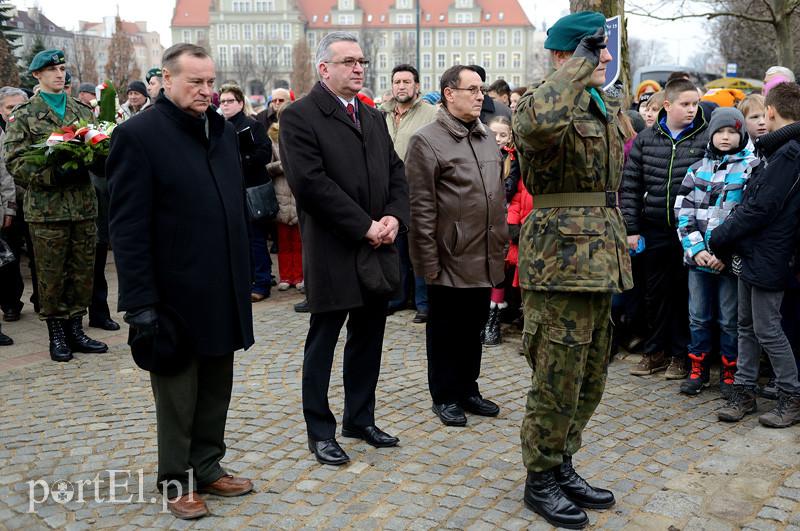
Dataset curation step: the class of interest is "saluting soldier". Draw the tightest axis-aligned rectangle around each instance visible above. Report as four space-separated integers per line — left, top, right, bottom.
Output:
512 12 633 529
4 49 108 362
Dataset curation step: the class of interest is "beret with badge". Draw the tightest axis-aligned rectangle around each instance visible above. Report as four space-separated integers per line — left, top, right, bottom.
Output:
146 67 162 83
544 11 607 52
28 49 66 73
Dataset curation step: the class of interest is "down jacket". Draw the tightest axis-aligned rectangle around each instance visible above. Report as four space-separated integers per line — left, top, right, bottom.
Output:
267 122 297 226
622 108 708 245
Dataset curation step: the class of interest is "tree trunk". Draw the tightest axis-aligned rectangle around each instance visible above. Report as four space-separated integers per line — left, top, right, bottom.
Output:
774 0 796 69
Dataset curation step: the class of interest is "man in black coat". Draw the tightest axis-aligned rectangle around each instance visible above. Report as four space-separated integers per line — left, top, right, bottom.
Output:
107 44 255 519
280 31 409 466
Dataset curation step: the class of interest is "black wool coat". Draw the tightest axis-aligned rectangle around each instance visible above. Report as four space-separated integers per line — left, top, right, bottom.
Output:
107 94 254 357
228 110 272 188
279 82 410 313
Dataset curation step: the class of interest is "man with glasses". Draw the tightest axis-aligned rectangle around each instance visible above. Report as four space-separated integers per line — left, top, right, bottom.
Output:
405 64 507 428
512 12 632 528
279 32 409 466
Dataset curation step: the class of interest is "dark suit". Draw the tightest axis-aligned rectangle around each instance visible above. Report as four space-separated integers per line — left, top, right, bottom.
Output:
107 93 254 494
280 82 409 440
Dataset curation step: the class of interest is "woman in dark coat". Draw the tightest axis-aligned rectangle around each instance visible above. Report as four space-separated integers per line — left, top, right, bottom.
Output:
219 84 274 302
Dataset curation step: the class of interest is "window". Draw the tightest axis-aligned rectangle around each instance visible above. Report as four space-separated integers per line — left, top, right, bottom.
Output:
283 24 291 40
257 45 266 65
512 52 521 69
497 30 507 47
182 30 192 42
436 30 446 47
379 32 388 47
256 24 265 40
338 14 354 24
397 0 411 7
217 25 226 40
422 53 431 69
378 53 388 69
422 30 431 47
482 30 491 46
455 13 473 23
232 45 241 66
307 32 317 48
255 1 267 11
218 45 228 67
498 12 504 21
269 45 280 66
283 46 292 67
269 23 278 39
340 0 353 8
396 14 413 24
452 52 461 65
482 52 491 69
230 24 240 40
512 29 522 46
393 31 402 46
379 75 388 90
467 30 476 46
451 31 461 47
497 52 506 68
423 75 431 90
466 53 476 65
455 0 471 7
512 75 521 86
437 53 445 69
407 31 415 46
265 0 274 10
243 24 252 40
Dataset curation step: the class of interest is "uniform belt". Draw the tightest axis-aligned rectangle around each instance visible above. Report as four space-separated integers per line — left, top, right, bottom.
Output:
532 191 618 209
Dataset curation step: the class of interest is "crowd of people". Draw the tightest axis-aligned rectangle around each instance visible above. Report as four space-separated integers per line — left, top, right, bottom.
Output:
1 10 799 529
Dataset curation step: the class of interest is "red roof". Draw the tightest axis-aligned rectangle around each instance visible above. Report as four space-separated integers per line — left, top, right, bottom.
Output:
172 0 212 27
295 0 531 29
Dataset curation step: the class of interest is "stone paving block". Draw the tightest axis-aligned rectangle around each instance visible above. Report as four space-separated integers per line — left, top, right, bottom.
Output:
643 490 702 519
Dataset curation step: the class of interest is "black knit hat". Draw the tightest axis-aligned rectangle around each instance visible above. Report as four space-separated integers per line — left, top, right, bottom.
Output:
126 80 148 99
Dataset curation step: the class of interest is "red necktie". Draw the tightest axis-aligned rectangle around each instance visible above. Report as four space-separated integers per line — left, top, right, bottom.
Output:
346 103 356 124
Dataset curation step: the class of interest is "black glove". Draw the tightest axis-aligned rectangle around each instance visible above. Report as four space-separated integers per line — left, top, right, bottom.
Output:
124 307 159 339
89 156 106 178
573 27 606 64
54 164 90 186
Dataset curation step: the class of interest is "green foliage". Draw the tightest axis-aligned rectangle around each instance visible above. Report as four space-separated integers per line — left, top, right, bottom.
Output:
20 35 46 90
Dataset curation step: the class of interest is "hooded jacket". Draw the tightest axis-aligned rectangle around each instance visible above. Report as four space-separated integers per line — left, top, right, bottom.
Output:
674 134 759 268
622 107 709 244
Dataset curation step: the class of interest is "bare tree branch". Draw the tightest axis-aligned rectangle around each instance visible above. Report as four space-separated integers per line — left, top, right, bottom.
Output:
627 6 774 23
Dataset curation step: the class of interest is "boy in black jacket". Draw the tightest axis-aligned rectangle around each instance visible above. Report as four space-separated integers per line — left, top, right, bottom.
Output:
710 82 800 428
622 78 709 379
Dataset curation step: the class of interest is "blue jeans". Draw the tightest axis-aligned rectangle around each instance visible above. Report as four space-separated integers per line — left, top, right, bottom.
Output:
249 221 272 295
687 268 738 359
414 275 428 313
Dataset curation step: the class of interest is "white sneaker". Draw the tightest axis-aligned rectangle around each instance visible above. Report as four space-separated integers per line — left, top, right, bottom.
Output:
277 282 291 291
295 281 305 293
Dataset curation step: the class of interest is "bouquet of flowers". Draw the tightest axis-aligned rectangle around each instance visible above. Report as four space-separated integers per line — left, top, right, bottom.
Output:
19 120 116 177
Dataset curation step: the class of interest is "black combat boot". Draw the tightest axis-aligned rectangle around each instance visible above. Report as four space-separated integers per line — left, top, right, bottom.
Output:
66 316 108 353
482 305 501 347
0 323 13 346
555 456 615 509
46 319 73 362
524 469 589 529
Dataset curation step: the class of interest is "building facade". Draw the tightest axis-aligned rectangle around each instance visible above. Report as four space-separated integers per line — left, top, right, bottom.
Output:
6 6 76 70
171 0 540 96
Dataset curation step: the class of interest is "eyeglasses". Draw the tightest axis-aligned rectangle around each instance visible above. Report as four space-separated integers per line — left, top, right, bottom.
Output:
450 86 487 96
326 58 370 69
272 98 286 103
219 98 239 105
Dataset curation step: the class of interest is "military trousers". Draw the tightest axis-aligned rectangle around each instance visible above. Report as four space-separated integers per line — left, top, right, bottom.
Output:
28 220 96 320
150 353 234 497
520 290 612 472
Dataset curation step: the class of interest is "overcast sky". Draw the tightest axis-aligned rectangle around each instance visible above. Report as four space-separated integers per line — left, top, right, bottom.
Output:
24 0 705 65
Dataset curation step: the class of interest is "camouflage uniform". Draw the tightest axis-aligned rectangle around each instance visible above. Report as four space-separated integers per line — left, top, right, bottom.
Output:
512 55 633 472
4 94 97 320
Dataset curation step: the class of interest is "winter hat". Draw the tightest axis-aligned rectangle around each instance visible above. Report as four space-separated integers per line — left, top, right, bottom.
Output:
79 83 96 95
635 80 661 101
544 11 606 52
701 88 746 108
126 81 148 99
708 107 748 153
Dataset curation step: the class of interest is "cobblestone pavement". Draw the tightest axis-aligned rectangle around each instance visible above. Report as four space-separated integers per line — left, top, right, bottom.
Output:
1 257 799 530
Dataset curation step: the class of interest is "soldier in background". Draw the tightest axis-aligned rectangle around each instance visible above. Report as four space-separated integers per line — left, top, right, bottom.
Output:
146 67 163 100
512 12 632 529
4 49 108 362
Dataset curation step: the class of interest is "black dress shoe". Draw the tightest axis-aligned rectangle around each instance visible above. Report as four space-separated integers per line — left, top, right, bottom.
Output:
412 311 428 323
3 308 21 322
432 403 467 426
555 456 615 509
308 438 350 465
89 316 121 331
341 425 399 448
459 395 500 417
524 470 589 529
66 316 108 353
0 331 13 346
294 299 310 313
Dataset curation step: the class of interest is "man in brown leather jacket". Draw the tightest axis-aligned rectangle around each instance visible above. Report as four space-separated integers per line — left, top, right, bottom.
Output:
406 64 508 428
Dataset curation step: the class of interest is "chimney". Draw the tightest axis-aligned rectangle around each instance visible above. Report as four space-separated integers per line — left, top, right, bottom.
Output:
28 6 40 22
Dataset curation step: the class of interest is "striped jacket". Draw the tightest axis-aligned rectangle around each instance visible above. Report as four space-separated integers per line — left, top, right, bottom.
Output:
674 143 760 268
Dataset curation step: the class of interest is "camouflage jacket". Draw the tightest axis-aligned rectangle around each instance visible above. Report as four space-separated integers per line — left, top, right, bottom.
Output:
3 94 96 223
512 56 633 293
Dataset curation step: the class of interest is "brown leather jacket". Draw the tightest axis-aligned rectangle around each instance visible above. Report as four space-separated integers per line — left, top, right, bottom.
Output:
406 107 508 288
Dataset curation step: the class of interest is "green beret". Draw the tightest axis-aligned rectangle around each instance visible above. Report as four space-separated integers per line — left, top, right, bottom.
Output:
28 49 66 73
544 11 606 52
146 67 162 83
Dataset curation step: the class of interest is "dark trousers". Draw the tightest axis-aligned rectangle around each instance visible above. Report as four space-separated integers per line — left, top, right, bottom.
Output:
249 220 273 296
302 297 388 441
642 239 689 359
0 205 37 313
150 353 234 497
426 285 490 404
89 243 110 320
